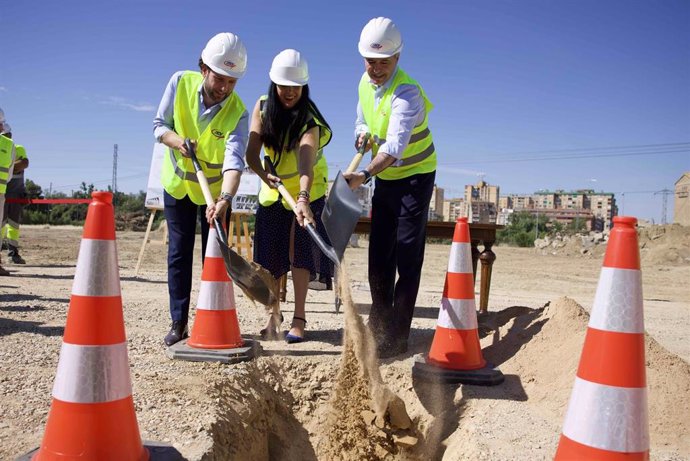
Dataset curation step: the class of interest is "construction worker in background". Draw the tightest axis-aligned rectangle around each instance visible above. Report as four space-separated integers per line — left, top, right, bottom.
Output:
1 133 29 264
343 17 437 359
245 49 333 343
0 108 17 276
153 32 249 346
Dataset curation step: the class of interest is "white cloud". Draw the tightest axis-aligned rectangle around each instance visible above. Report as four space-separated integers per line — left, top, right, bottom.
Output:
444 167 487 177
0 86 7 92
101 96 156 112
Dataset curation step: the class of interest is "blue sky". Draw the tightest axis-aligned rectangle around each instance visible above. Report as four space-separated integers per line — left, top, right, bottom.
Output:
1 0 688 223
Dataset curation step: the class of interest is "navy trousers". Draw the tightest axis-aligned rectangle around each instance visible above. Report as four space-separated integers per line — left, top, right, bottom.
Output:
163 191 209 323
368 171 436 349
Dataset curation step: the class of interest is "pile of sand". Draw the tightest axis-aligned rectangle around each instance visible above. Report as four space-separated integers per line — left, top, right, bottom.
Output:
481 297 690 457
638 224 690 266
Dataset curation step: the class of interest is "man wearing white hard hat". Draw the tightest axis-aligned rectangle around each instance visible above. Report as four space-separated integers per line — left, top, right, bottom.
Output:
344 17 437 358
245 49 333 343
153 33 249 346
0 108 17 276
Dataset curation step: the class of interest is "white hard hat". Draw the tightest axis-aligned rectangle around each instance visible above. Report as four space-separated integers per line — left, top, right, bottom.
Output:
269 49 309 86
0 108 5 124
201 32 247 78
358 17 403 58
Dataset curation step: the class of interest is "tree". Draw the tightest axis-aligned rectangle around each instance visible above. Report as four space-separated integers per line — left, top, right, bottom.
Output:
497 211 551 247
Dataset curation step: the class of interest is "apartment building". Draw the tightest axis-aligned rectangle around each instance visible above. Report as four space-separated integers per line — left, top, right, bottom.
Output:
530 189 616 230
429 185 445 221
465 180 499 204
442 198 467 222
674 172 689 226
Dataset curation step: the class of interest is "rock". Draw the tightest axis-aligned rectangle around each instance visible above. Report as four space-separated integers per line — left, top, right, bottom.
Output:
374 415 386 429
361 410 376 426
387 396 411 430
393 434 419 448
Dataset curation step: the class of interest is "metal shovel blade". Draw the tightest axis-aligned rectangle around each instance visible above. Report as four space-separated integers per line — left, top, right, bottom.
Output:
305 223 340 267
322 170 363 261
213 218 278 308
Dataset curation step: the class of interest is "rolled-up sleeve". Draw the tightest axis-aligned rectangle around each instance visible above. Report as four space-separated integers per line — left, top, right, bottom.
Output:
222 109 248 172
153 71 185 142
379 84 425 163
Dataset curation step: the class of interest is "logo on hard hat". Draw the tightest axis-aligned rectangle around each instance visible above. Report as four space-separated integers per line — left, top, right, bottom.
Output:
224 60 236 68
211 129 224 140
370 43 383 50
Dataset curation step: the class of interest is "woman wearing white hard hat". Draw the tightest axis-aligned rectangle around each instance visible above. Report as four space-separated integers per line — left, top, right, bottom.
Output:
153 32 249 346
245 49 333 343
343 17 438 359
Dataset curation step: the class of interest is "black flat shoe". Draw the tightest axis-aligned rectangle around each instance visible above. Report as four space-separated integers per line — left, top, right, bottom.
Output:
164 320 188 346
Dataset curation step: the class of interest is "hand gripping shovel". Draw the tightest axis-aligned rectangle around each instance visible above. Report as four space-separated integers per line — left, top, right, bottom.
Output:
184 139 278 309
263 156 340 267
321 133 371 261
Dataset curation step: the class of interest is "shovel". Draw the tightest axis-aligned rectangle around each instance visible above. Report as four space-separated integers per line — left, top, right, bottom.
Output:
184 139 278 309
321 133 372 261
263 156 340 267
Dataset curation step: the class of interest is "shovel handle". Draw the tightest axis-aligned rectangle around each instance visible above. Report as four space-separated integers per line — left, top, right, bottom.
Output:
263 156 317 226
184 139 227 235
184 139 216 209
345 132 372 173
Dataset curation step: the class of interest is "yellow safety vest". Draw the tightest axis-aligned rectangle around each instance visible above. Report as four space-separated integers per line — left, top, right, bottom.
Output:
160 71 246 205
0 135 15 195
12 145 27 180
358 68 436 180
258 97 332 209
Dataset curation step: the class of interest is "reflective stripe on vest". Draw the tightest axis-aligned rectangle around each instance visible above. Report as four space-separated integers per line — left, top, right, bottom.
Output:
358 68 437 180
160 71 246 205
0 135 16 194
258 97 332 209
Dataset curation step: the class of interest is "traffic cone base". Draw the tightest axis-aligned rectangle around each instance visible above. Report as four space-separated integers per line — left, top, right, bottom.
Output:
167 337 260 364
412 354 504 386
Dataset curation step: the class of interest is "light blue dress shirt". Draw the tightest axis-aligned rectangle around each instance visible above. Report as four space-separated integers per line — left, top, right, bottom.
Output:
153 71 248 172
355 67 426 164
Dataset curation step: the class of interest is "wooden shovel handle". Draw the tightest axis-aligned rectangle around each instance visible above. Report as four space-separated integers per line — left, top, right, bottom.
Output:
263 155 316 227
184 139 215 209
345 133 372 173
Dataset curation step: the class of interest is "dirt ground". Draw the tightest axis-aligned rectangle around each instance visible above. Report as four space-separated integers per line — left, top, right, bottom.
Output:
1 224 689 460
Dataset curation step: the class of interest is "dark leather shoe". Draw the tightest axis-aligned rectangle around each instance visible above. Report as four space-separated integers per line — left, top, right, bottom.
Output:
377 341 408 359
164 320 188 346
9 251 25 265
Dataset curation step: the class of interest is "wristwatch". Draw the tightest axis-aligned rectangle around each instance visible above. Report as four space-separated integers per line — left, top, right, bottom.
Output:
218 192 233 204
359 169 372 185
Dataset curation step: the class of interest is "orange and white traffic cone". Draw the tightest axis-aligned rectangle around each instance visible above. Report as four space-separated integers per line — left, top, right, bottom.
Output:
167 224 258 363
20 192 179 461
555 216 648 460
412 217 503 385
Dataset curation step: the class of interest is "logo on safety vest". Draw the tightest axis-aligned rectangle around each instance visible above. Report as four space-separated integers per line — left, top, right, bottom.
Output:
370 43 383 50
224 60 236 68
211 129 224 140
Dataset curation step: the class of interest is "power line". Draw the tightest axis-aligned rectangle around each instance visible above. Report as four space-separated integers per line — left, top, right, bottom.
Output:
442 147 688 165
